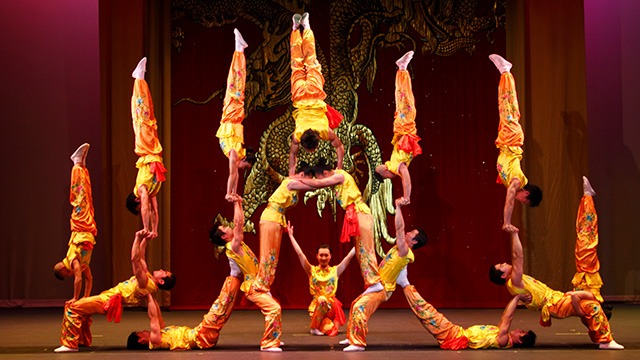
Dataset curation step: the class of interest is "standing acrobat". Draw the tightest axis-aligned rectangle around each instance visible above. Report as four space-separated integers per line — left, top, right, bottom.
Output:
216 29 256 201
288 12 344 176
375 51 422 205
126 57 167 239
54 143 97 305
489 54 542 232
287 220 355 336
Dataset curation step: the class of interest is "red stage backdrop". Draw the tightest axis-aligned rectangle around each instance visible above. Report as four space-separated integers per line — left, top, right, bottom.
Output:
170 1 511 309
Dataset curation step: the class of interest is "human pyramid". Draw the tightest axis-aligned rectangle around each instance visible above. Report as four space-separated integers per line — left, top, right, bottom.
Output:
53 12 623 353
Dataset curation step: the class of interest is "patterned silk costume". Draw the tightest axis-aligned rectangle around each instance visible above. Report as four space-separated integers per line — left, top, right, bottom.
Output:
62 164 97 273
572 194 604 302
334 169 380 288
384 69 422 175
228 241 282 350
346 245 412 347
495 72 527 189
59 274 159 349
216 50 247 161
148 276 241 350
131 78 166 198
506 275 612 343
308 265 346 336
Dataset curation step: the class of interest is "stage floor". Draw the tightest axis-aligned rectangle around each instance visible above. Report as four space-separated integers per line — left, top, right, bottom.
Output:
0 305 637 359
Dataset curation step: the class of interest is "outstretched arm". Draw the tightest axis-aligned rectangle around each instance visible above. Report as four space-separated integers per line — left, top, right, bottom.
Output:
509 229 524 288
397 163 412 205
146 293 163 347
336 247 356 277
82 266 93 299
289 135 300 177
328 130 344 170
395 199 409 258
286 221 311 276
503 178 521 232
298 173 345 189
132 229 151 289
230 197 244 254
226 149 240 201
497 293 530 347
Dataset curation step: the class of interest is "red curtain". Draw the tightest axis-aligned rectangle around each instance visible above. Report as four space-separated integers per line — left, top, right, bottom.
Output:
170 6 511 310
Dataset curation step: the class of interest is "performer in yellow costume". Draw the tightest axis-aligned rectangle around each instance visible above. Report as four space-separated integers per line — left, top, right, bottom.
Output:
216 29 256 201
288 12 344 176
126 57 167 239
340 199 427 351
287 220 355 336
375 51 422 205
54 230 176 353
572 176 604 302
489 183 623 350
299 159 381 289
54 143 97 305
489 54 542 233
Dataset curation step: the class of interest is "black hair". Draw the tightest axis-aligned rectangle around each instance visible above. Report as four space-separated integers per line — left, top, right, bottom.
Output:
523 184 542 207
489 265 507 285
300 129 320 151
296 160 314 177
126 192 140 215
244 146 256 166
54 270 64 281
311 158 333 176
158 273 176 290
412 228 428 250
317 243 332 254
127 332 148 350
209 225 226 247
513 330 536 348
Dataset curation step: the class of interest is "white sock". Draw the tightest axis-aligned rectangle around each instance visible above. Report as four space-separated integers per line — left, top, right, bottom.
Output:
396 51 414 71
599 340 624 350
363 282 383 295
292 14 301 30
301 12 310 29
343 345 365 352
583 176 596 197
70 143 90 165
488 54 512 74
396 266 410 288
228 258 241 278
132 57 147 79
234 28 248 52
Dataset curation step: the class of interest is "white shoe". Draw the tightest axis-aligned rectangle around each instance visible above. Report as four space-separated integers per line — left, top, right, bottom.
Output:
343 344 365 352
260 346 282 352
292 14 301 30
396 51 414 71
70 143 90 165
583 176 596 197
310 328 324 336
338 338 350 345
599 340 624 350
132 57 147 79
489 54 512 74
234 28 248 52
54 345 78 353
363 282 383 295
301 12 310 29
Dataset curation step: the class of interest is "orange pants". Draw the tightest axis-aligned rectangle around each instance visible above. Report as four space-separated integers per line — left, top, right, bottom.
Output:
393 70 417 137
346 290 389 346
494 72 524 147
221 51 246 125
60 295 107 348
194 276 241 348
245 288 282 349
309 296 344 336
132 78 163 157
572 195 603 302
403 285 463 345
70 165 97 235
547 295 612 343
354 212 381 288
290 29 326 102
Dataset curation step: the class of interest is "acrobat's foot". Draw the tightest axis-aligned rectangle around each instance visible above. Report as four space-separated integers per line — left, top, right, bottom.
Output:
343 345 365 352
54 345 78 353
70 143 90 165
292 14 301 31
396 51 414 71
260 346 282 352
234 28 248 52
583 176 596 197
132 57 147 79
489 54 512 74
310 328 324 336
339 339 350 345
599 340 624 350
301 12 310 30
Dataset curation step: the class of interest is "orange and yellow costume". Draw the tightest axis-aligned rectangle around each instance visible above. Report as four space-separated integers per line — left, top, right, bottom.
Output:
572 194 603 302
495 72 527 189
216 50 247 161
308 265 346 336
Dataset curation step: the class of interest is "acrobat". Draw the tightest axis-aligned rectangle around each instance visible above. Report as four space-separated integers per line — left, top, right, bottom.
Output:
288 12 344 176
216 28 256 201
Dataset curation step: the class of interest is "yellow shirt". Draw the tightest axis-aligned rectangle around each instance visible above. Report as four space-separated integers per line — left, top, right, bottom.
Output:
334 170 370 214
292 98 329 142
98 273 158 307
379 246 414 292
506 274 565 322
463 325 511 349
134 154 164 198
225 242 259 293
62 238 93 272
260 178 299 227
308 265 338 313
385 143 414 175
216 123 246 160
149 326 197 350
496 145 527 189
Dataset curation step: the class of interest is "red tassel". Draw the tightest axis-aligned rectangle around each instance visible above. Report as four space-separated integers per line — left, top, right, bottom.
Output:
149 161 167 182
326 105 343 129
440 336 469 350
102 294 123 323
339 204 360 243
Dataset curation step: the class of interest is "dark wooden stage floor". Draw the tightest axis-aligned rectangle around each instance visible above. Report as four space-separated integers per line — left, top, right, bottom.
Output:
1 305 638 359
